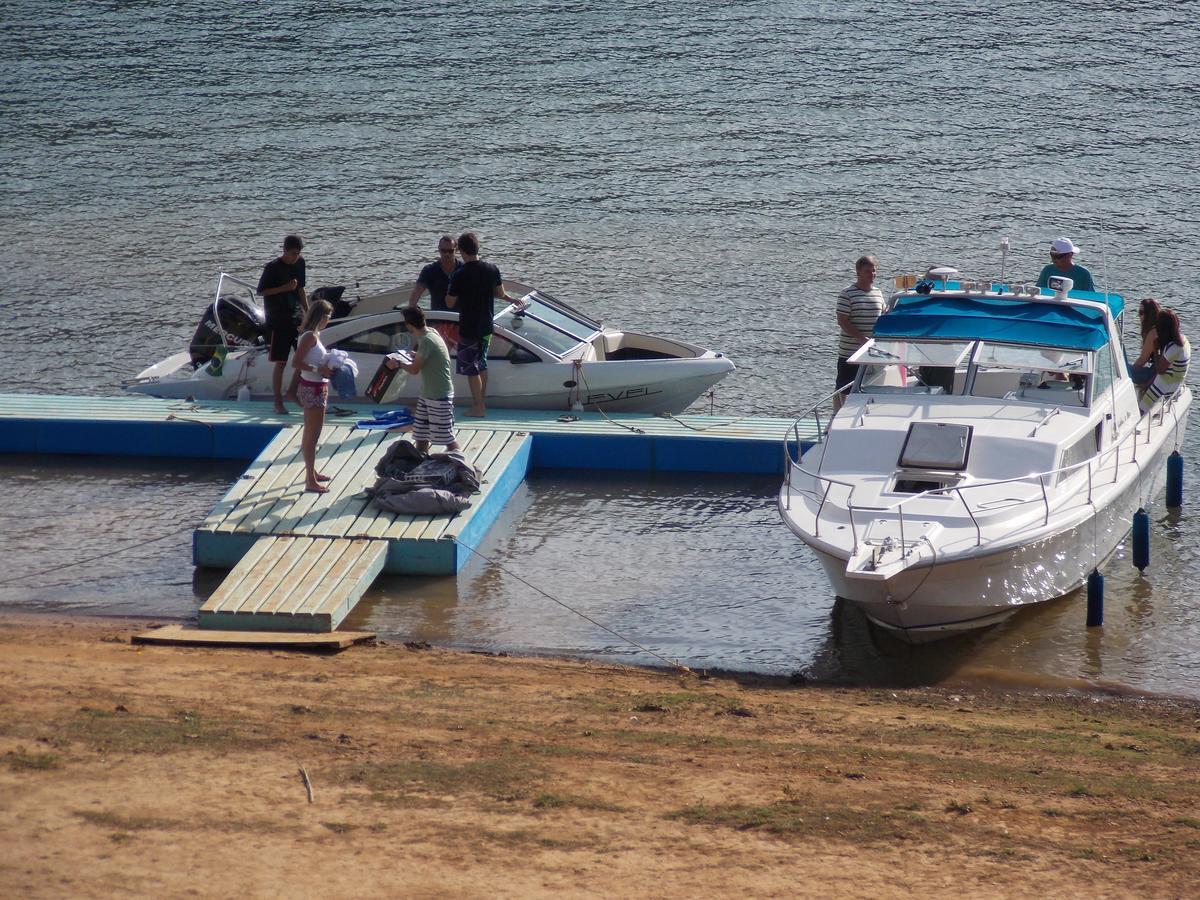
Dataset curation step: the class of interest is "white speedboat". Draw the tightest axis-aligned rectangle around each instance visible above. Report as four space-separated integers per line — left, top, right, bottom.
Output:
123 273 735 414
779 270 1191 642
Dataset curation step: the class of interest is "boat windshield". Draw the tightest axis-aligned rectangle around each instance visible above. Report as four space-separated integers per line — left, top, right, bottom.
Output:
494 293 598 357
968 342 1092 406
852 340 973 396
848 340 972 368
972 343 1091 374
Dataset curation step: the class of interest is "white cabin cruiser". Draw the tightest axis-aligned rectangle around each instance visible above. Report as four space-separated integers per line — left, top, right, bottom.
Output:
779 272 1191 642
123 274 734 414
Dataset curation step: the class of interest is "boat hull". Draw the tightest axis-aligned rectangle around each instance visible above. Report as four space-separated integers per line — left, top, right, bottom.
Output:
125 349 733 414
783 403 1188 643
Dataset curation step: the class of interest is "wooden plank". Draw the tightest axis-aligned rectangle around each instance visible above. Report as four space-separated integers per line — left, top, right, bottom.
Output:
200 427 300 529
253 537 336 616
133 624 375 649
279 539 385 626
234 535 316 616
287 430 383 535
201 535 287 614
202 535 295 615
239 426 353 535
0 394 807 441
310 540 388 621
292 430 387 537
273 539 358 616
234 424 359 534
270 429 373 534
214 431 308 533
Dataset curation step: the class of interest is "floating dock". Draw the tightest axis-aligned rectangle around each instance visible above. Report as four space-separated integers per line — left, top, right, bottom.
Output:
1 393 815 634
193 424 531 574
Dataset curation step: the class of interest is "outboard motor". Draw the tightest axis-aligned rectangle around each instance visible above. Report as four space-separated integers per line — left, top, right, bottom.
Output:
311 285 357 320
188 293 267 368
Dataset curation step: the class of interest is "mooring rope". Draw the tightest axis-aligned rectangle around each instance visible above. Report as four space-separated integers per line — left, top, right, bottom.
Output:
0 525 195 588
652 411 751 433
572 362 646 435
453 538 694 675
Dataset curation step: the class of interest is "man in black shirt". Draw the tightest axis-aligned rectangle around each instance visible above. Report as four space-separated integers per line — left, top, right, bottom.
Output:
257 234 308 413
445 232 520 417
408 234 462 312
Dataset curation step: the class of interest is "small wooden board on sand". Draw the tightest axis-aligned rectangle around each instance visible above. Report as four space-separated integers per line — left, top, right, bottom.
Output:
132 624 375 651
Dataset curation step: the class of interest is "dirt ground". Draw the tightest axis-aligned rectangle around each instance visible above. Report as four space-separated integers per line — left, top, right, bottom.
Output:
1 615 1197 899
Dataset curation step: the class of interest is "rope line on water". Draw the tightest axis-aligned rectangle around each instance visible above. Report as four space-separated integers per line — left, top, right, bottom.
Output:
0 525 195 588
454 538 694 676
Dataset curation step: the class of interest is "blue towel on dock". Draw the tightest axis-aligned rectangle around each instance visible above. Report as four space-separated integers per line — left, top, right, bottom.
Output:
355 407 414 431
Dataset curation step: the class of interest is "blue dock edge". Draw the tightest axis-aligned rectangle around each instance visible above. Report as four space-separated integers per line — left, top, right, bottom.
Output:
0 403 805 475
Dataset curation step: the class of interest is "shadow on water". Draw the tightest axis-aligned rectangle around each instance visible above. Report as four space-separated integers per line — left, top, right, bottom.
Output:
793 598 995 688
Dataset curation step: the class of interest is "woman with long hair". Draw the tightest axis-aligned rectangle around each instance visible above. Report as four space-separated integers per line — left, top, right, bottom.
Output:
1140 307 1190 414
1129 298 1161 385
292 299 335 493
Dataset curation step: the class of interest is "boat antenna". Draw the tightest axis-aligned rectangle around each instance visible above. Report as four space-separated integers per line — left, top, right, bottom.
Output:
1000 236 1009 283
1098 220 1108 299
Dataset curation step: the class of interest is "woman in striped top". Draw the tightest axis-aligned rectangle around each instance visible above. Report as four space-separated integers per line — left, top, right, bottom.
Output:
1140 308 1190 414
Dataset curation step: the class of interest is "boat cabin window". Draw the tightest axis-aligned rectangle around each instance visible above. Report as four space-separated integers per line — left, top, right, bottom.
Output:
969 342 1092 407
486 334 539 364
850 340 973 396
494 299 593 357
330 322 414 354
1091 341 1115 400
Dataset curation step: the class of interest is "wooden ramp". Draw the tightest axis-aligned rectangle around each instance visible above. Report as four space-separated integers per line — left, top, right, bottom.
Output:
198 535 387 632
193 425 533 575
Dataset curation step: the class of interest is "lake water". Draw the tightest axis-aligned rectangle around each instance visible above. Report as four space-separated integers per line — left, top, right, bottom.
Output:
2 2 1197 697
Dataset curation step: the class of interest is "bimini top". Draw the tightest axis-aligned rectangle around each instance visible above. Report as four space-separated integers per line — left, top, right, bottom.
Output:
874 289 1123 352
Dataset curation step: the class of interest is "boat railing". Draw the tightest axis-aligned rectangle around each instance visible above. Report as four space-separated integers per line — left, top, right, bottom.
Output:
782 384 850 468
783 386 1188 553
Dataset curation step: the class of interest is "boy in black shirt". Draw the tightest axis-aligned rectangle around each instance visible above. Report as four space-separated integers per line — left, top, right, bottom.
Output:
257 234 308 413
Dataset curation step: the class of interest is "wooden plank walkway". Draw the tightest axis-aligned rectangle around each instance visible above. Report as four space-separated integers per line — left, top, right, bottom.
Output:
197 535 388 632
193 425 533 575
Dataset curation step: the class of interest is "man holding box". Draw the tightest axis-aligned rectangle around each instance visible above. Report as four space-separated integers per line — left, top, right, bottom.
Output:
395 306 458 454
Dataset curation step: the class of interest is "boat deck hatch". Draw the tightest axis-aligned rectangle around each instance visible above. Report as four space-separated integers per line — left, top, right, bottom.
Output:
888 473 961 494
898 422 972 470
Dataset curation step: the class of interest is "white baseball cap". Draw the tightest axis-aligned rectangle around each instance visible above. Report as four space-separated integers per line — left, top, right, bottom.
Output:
1050 237 1081 255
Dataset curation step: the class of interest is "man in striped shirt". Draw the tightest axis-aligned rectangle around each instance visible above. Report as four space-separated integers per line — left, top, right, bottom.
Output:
835 255 885 407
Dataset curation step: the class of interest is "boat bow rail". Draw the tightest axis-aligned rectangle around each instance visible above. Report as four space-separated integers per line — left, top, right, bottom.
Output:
782 389 1189 559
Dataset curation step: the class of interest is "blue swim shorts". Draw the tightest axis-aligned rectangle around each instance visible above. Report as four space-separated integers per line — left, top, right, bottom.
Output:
455 335 491 377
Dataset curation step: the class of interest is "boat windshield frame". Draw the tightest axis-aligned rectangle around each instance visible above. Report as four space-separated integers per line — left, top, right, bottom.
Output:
494 291 602 359
971 342 1092 375
847 338 973 368
850 336 1098 406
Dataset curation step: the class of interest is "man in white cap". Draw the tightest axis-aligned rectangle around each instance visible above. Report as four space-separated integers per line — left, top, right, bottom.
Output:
1036 237 1095 292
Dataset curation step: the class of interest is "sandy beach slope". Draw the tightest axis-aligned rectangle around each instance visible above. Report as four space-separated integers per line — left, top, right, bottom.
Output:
1 615 1197 898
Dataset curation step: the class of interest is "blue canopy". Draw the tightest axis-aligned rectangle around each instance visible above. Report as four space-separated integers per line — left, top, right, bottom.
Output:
874 289 1121 352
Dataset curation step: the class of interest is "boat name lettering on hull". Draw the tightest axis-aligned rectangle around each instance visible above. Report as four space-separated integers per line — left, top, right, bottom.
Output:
585 386 662 404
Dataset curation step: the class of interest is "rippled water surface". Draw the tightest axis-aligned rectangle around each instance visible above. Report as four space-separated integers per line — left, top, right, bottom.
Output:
2 2 1198 696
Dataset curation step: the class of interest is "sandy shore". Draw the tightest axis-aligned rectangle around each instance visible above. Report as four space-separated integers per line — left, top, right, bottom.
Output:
1 614 1197 899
